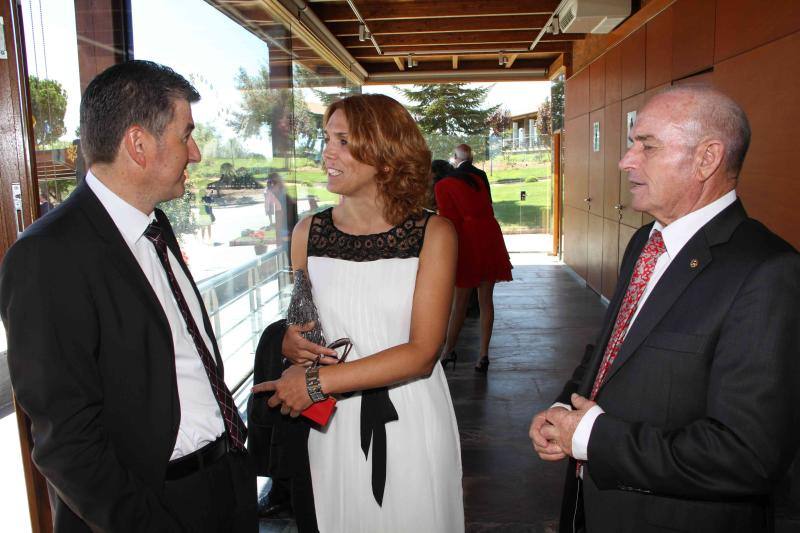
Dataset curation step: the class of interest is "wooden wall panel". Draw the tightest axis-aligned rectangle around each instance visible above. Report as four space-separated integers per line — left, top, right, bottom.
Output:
619 93 645 228
620 27 646 99
603 101 622 220
566 67 591 120
644 82 670 104
715 0 800 63
587 213 604 293
618 223 639 273
713 31 800 250
645 6 673 89
588 108 605 217
564 205 588 281
564 114 590 211
590 56 606 111
601 218 620 300
672 71 713 87
604 45 622 106
672 0 715 79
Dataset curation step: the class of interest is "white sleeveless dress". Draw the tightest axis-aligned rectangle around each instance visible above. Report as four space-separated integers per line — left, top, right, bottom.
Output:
305 208 464 533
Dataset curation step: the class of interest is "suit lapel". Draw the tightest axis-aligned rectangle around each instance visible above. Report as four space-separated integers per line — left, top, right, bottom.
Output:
603 200 748 385
578 225 650 396
74 182 172 344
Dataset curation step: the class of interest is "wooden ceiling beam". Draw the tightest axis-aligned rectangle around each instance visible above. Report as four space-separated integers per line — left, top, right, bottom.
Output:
347 41 572 54
326 15 551 36
452 55 458 70
339 31 583 48
366 57 553 74
506 53 518 68
393 57 405 71
313 0 560 22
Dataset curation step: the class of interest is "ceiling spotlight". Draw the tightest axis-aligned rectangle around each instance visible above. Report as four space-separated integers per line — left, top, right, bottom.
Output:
499 54 508 66
552 16 560 35
407 54 418 68
358 23 371 42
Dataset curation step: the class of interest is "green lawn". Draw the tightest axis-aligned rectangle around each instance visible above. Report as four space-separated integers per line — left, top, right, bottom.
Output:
489 180 552 233
187 155 553 233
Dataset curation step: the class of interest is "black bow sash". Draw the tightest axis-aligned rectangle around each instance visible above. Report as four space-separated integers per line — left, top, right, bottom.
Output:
360 387 399 505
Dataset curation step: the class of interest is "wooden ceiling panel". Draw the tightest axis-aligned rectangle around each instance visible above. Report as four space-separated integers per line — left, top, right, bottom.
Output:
206 0 595 83
327 15 551 36
314 0 560 22
340 31 583 48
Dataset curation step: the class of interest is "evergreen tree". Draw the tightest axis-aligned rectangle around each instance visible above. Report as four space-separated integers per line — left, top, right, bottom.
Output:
398 83 498 136
30 76 68 146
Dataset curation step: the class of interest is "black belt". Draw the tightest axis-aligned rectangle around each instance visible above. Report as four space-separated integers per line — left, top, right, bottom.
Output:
166 435 229 481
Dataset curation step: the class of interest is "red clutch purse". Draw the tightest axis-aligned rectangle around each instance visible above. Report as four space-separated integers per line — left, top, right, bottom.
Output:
301 338 352 427
302 397 337 426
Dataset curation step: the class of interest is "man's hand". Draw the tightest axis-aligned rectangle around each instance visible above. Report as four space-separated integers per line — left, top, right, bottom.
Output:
530 406 568 461
282 322 338 366
540 393 597 458
251 365 313 417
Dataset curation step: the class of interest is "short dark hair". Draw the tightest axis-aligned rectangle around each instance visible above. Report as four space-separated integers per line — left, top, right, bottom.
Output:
79 60 200 166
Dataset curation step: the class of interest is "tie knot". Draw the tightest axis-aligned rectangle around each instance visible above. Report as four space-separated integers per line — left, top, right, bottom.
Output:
143 220 165 249
646 229 666 256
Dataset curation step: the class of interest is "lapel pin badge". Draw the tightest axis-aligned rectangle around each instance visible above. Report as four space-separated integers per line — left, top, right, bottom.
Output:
689 258 699 269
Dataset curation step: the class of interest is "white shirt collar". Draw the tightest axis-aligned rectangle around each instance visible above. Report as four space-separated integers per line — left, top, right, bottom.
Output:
85 170 155 249
455 160 467 168
652 189 738 260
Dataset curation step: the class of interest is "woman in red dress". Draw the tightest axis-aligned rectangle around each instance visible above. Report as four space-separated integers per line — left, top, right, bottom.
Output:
435 162 512 372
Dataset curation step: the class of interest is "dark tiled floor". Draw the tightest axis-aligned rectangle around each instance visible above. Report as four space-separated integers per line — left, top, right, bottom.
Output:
260 260 607 532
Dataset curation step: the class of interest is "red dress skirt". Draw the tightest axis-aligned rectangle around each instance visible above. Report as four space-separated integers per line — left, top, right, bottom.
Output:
434 174 513 288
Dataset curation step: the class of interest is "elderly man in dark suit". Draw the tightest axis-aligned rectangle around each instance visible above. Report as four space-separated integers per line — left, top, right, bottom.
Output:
0 61 256 532
530 86 800 533
452 143 492 201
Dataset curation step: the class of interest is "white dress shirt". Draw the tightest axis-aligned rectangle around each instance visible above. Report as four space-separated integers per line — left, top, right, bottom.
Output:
569 190 738 461
87 172 224 460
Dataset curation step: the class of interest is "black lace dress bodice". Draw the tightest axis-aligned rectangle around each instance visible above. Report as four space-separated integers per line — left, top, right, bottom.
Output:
307 207 432 261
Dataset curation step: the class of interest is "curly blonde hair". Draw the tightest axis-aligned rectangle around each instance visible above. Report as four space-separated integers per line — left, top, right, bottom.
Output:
324 94 432 225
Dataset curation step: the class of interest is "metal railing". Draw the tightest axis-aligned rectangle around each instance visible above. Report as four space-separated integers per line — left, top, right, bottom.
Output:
196 246 292 396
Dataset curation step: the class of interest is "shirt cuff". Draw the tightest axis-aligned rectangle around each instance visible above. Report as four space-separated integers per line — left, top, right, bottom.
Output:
552 402 572 411
571 405 605 461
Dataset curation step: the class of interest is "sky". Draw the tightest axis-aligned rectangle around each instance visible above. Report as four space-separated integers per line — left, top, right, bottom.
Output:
22 0 552 148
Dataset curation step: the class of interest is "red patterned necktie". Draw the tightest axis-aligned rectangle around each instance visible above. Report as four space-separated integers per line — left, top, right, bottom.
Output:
590 229 666 400
144 220 247 451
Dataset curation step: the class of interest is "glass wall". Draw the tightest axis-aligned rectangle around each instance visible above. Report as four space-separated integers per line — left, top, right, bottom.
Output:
20 0 358 397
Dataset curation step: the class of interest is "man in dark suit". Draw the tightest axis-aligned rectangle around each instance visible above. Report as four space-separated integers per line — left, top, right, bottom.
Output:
0 61 256 532
530 86 800 532
452 143 492 201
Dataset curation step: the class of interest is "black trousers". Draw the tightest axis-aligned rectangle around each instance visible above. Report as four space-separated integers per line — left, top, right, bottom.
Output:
163 451 257 532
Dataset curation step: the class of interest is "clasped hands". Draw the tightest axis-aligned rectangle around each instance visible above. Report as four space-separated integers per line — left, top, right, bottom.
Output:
251 321 337 418
529 393 596 461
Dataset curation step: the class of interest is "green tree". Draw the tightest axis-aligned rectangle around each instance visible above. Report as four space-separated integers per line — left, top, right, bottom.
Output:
536 97 552 137
229 65 315 141
30 76 68 146
486 107 512 135
158 191 197 239
398 83 499 136
551 75 565 132
193 122 221 158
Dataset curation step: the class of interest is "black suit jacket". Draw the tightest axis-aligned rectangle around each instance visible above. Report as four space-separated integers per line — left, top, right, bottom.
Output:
1 182 227 532
557 200 800 533
457 162 492 202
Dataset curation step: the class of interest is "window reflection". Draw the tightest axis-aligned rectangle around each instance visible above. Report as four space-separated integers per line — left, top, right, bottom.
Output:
129 0 359 390
21 0 84 213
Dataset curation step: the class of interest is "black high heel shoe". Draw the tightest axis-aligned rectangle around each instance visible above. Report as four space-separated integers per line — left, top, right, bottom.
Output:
441 350 458 370
474 357 490 373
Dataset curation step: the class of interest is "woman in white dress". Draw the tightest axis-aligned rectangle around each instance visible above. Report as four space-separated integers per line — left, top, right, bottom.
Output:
253 94 464 532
